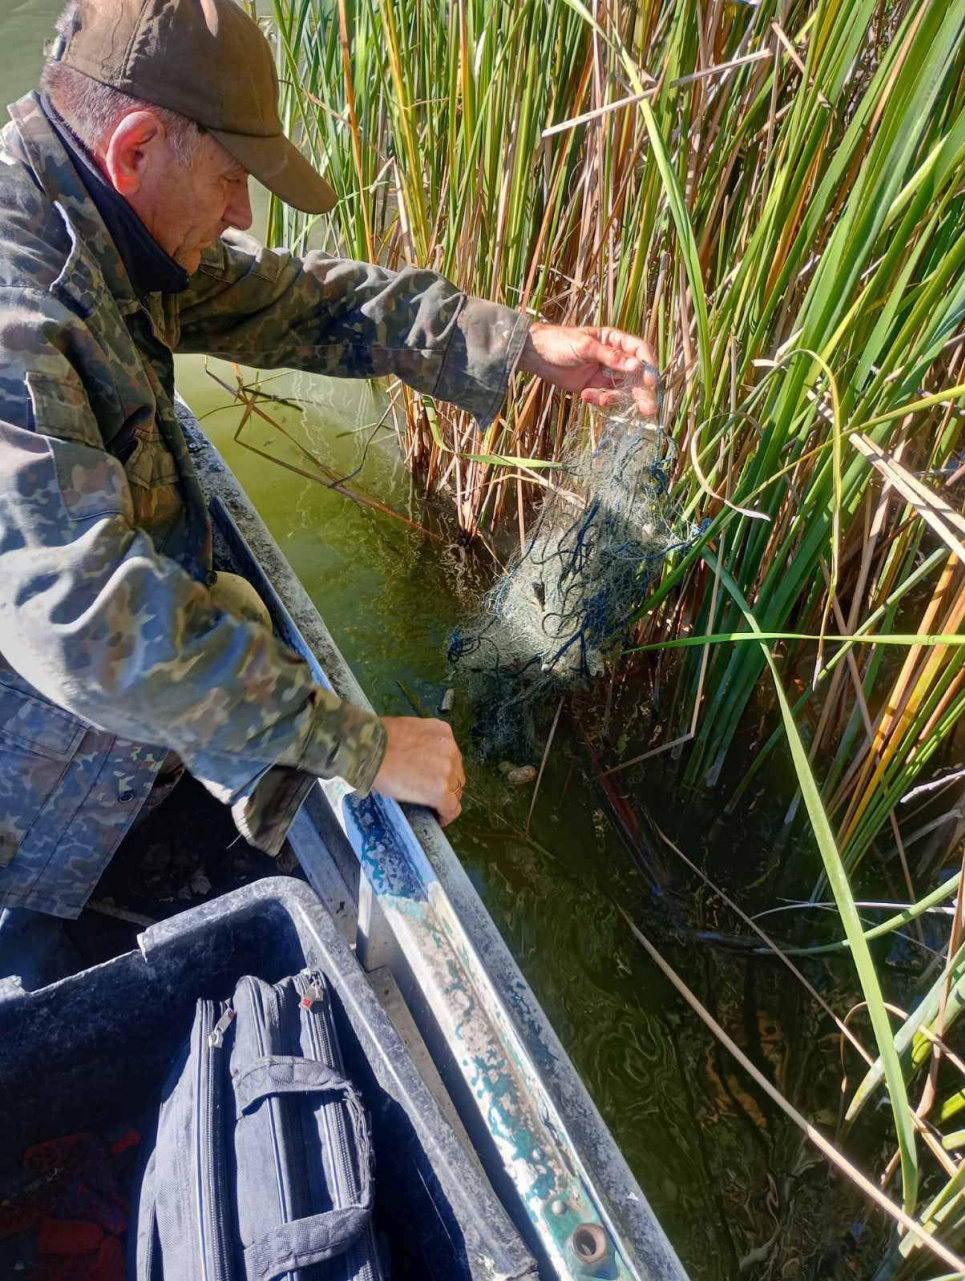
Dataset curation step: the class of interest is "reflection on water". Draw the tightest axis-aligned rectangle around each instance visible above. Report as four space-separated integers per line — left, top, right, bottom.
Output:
2 4 873 1271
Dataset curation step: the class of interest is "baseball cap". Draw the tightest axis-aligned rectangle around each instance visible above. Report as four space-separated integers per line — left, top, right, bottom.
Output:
48 0 336 214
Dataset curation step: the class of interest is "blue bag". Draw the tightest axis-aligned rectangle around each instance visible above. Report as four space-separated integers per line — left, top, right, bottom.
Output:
135 969 379 1280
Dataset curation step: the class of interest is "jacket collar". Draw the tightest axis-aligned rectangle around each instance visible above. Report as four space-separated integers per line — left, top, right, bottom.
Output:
40 95 189 300
8 92 140 315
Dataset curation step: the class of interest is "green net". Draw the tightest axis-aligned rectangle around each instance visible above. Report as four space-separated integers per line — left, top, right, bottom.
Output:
448 372 698 758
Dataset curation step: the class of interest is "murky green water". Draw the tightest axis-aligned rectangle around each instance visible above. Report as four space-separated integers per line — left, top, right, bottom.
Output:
3 9 878 1276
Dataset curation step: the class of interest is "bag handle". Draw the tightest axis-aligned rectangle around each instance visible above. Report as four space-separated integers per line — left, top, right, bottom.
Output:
233 1056 350 1112
233 1054 374 1281
244 1205 370 1281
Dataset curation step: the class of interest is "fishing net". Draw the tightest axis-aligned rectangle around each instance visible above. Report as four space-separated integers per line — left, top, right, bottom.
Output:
448 370 696 759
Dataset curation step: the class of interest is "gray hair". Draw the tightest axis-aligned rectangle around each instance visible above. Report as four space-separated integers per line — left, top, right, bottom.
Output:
41 2 205 166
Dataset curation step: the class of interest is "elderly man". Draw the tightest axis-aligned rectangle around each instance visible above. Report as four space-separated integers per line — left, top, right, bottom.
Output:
0 0 656 985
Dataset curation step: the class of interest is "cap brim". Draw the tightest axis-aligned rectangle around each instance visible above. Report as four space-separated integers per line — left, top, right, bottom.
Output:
209 128 337 215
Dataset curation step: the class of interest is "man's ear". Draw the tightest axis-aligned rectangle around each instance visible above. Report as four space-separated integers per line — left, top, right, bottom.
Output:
102 110 165 197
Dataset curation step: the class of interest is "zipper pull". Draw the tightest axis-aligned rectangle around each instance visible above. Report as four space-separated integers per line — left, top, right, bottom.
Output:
299 972 326 1010
208 1003 235 1048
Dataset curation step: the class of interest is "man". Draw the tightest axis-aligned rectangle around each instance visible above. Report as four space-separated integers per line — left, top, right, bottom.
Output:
0 0 657 984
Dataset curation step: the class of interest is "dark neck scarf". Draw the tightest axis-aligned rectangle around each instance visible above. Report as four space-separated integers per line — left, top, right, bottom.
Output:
41 94 190 300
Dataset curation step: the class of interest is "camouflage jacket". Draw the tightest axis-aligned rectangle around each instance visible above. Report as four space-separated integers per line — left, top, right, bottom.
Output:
0 92 529 917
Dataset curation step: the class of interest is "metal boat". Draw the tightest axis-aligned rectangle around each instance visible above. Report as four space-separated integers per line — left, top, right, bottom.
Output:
184 399 686 1281
0 395 687 1281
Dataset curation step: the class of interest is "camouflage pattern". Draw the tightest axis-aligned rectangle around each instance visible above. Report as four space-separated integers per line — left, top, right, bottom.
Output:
0 92 530 918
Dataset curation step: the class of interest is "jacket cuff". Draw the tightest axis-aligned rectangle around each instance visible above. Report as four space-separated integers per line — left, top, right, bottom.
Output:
298 694 387 797
432 299 531 429
340 715 387 796
228 704 386 856
230 766 317 857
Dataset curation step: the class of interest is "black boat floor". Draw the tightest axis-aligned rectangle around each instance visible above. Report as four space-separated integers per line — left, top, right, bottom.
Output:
66 777 303 972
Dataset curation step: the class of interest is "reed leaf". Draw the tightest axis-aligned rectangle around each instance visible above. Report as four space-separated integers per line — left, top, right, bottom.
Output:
705 549 920 1213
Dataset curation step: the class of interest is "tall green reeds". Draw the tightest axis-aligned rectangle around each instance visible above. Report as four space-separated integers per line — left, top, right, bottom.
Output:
260 0 963 819
260 0 965 1261
263 0 965 859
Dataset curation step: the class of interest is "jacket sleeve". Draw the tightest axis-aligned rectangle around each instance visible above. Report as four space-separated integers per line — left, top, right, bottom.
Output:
175 232 531 427
0 289 386 806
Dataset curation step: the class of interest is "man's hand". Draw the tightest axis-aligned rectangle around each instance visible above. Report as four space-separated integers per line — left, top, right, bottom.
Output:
518 322 659 416
371 717 465 826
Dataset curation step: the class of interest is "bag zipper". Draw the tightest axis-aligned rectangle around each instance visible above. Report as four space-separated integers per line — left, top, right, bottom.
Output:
208 1003 236 1049
297 972 354 1201
245 978 293 1235
299 977 326 1010
199 999 234 1281
295 971 374 1280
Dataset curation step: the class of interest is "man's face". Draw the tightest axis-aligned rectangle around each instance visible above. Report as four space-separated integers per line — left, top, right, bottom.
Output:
101 112 254 274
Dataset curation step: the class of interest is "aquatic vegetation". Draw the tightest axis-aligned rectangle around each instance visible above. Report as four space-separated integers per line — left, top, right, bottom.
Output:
262 0 965 1265
261 0 965 845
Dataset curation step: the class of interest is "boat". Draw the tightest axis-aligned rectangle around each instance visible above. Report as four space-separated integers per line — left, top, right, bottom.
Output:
0 396 688 1281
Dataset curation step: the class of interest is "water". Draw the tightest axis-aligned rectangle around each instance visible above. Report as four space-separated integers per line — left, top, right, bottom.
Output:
2 10 877 1276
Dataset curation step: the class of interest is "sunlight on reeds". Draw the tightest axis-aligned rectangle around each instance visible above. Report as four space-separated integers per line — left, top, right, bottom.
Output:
259 0 965 1260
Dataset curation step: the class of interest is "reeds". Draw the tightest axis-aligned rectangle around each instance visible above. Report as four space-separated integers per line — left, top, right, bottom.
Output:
262 0 965 827
260 0 965 1258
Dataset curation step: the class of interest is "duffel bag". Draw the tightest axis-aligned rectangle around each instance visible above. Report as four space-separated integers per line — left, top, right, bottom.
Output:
134 968 380 1281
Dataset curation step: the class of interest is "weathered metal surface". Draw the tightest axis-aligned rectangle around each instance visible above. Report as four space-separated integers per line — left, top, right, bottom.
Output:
335 785 642 1279
179 398 687 1281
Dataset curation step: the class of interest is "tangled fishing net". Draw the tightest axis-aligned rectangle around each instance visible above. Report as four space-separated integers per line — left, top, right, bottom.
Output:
448 371 697 759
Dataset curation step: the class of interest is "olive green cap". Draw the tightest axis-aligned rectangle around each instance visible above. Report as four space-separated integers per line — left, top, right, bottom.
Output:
49 0 336 214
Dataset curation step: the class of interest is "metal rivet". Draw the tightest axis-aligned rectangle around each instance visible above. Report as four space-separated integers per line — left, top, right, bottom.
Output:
118 788 135 803
551 1199 567 1216
570 1223 608 1267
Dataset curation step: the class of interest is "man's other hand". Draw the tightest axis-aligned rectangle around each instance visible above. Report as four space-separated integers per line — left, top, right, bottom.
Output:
518 321 659 416
371 717 465 826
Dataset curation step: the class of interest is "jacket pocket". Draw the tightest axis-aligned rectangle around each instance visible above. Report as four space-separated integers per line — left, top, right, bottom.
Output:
25 370 102 451
109 393 183 538
123 431 180 492
0 684 84 867
124 436 182 538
